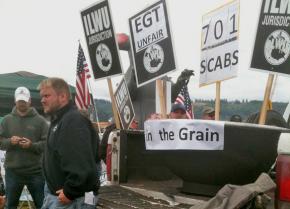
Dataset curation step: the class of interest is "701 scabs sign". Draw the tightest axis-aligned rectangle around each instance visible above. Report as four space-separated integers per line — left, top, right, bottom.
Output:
200 0 239 86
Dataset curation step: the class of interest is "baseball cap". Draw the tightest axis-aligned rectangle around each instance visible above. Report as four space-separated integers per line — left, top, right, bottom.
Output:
171 103 186 113
15 87 31 102
202 106 215 114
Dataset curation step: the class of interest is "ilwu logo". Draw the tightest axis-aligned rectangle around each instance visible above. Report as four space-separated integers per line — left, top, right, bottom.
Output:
264 30 290 66
123 105 131 123
143 44 164 73
96 43 112 72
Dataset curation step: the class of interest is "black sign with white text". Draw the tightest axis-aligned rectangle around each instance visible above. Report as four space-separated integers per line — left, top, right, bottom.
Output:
114 79 135 129
251 0 290 75
81 0 122 80
129 0 176 87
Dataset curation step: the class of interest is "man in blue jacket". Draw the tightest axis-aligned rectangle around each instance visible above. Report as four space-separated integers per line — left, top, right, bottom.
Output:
38 77 99 209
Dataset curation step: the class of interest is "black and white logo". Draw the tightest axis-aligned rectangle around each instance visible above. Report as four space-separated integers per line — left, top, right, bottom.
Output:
143 44 164 73
96 43 112 72
264 30 290 66
123 105 131 123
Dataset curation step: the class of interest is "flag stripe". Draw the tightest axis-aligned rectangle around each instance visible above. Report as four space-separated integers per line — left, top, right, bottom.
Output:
174 85 193 119
75 44 91 110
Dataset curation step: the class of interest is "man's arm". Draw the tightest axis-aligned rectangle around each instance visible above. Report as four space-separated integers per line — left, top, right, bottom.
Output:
0 120 20 150
57 115 97 200
25 118 48 154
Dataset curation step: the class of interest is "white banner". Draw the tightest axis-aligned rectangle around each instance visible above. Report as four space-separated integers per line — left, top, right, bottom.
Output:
144 119 225 150
200 0 240 86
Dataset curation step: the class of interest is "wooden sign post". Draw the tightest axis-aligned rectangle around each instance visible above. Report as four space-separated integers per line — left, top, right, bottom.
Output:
107 78 121 129
156 79 167 119
259 74 274 125
215 81 221 121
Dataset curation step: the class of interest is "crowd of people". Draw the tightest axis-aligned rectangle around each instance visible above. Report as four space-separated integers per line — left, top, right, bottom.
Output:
0 76 280 209
146 103 218 121
0 78 100 209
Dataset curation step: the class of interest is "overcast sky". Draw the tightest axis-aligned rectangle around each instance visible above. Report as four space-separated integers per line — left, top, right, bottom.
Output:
0 0 289 102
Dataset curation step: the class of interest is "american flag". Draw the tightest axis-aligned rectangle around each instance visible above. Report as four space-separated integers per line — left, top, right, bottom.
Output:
75 44 91 110
174 85 193 119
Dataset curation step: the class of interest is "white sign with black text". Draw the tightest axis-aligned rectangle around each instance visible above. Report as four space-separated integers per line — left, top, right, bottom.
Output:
200 0 239 86
144 120 225 150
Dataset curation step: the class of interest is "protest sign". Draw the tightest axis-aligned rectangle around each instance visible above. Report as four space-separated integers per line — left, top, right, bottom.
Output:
81 0 123 80
250 0 290 75
114 78 135 129
200 0 239 86
144 119 225 150
129 0 176 87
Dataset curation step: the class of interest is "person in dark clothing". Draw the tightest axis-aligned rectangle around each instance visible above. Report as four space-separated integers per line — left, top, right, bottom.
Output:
0 86 48 209
38 77 99 209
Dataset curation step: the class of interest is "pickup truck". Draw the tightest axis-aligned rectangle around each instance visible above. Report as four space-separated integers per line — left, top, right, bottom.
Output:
99 115 290 209
275 102 290 209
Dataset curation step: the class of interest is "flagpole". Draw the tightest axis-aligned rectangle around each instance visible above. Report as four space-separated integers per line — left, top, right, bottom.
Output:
87 77 102 133
78 40 102 133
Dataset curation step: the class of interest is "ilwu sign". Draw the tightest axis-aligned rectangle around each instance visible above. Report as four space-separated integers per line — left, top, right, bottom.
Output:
81 0 122 80
144 120 225 150
200 0 239 86
114 79 135 129
250 0 290 75
129 0 176 87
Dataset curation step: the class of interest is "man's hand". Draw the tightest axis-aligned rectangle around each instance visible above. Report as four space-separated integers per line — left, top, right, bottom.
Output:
56 189 71 205
10 136 21 145
18 137 32 149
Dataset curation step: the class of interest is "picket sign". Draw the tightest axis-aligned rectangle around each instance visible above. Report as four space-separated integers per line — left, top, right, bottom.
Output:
114 78 135 129
215 81 221 121
200 0 240 120
259 74 275 125
156 79 167 119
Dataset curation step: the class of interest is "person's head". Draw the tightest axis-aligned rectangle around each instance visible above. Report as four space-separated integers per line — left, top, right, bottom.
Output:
202 106 215 120
230 114 242 122
170 103 187 119
38 77 71 114
14 86 31 114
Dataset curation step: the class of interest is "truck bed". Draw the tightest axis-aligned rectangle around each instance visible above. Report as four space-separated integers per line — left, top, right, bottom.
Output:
97 178 208 209
97 178 275 209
